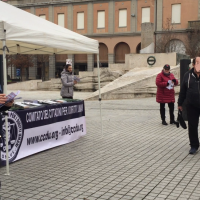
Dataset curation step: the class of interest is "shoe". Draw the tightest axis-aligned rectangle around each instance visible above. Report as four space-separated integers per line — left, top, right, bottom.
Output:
189 147 198 155
162 121 168 125
170 121 179 126
170 120 177 124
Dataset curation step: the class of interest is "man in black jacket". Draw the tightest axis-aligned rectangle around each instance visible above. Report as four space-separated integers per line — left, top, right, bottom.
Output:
178 57 200 154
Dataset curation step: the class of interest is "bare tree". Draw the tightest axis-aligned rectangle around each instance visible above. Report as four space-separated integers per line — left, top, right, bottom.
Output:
156 18 185 54
37 55 49 81
156 18 174 53
185 24 200 58
6 55 16 79
8 54 34 81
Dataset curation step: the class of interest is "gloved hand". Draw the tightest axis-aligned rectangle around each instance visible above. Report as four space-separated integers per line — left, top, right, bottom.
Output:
172 79 176 83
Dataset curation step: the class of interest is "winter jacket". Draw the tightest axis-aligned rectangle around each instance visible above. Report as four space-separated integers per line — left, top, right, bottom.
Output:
60 70 74 98
156 71 178 103
178 68 200 108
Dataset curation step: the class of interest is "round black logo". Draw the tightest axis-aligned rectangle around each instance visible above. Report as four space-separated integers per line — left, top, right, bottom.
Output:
147 56 156 65
0 112 23 164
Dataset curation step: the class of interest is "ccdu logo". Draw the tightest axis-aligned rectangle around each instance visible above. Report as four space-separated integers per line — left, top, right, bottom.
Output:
0 111 23 163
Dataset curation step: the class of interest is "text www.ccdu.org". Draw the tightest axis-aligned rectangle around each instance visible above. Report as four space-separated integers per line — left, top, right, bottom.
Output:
27 124 84 145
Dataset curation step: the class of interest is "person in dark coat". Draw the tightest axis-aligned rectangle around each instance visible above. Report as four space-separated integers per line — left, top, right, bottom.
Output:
156 64 178 125
178 57 200 154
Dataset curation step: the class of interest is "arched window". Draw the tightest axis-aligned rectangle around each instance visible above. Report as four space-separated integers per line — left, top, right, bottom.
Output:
165 39 186 54
114 42 130 63
94 43 108 67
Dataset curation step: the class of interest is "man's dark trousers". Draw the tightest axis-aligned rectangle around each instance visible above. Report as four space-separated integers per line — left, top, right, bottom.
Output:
160 103 175 122
187 104 200 148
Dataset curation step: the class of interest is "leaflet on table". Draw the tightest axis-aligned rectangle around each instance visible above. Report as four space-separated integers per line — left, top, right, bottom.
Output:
14 102 43 109
22 102 42 107
54 100 66 103
38 100 58 105
14 102 30 109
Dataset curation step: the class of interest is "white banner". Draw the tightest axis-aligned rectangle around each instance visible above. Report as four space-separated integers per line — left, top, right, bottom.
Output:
0 101 86 164
16 117 86 160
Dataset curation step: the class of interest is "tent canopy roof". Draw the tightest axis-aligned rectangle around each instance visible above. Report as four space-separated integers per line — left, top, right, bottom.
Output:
0 1 99 55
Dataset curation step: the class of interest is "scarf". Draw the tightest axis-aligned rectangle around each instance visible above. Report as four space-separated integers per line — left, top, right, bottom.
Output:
162 70 170 76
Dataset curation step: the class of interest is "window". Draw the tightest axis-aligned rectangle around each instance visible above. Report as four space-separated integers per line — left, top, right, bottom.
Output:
77 12 84 29
172 4 181 23
39 15 46 19
98 11 105 28
142 7 150 23
119 9 127 27
58 14 65 27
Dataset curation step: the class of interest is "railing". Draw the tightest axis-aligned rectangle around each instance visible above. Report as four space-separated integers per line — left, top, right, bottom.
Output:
188 20 200 29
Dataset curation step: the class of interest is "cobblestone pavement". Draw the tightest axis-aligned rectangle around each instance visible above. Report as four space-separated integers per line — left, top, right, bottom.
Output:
7 90 92 101
1 95 200 200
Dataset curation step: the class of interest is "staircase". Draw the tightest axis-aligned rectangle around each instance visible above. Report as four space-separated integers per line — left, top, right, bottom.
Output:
85 65 180 101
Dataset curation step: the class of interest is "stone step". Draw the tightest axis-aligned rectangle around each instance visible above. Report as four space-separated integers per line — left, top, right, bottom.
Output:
85 65 180 100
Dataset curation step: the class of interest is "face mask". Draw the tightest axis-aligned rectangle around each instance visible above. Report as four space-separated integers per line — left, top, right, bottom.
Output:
163 70 170 76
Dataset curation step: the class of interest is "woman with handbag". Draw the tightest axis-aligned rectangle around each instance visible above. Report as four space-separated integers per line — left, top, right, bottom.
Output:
156 64 179 125
60 64 77 99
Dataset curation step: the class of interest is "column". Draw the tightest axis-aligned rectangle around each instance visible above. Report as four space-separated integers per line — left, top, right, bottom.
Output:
156 0 163 31
131 0 137 32
67 4 73 30
87 54 94 71
108 54 115 64
108 1 115 34
87 2 93 35
30 7 35 15
29 56 37 79
49 55 55 79
49 5 54 22
68 54 74 67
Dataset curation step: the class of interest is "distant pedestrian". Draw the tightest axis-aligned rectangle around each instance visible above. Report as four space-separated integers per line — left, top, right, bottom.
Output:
156 64 178 125
60 64 77 99
178 57 200 154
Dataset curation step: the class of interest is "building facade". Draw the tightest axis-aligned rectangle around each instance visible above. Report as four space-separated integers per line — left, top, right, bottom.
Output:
6 0 200 80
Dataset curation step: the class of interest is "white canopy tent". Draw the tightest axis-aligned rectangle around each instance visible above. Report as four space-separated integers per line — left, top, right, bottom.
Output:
0 1 102 175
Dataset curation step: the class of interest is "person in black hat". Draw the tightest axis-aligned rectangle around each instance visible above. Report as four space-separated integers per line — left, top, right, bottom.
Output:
178 56 200 155
156 64 178 125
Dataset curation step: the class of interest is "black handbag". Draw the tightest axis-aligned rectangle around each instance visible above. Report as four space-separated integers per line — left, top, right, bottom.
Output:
176 110 187 129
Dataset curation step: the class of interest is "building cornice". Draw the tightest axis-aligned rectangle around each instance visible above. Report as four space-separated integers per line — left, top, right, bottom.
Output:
155 29 188 34
85 32 141 37
8 0 115 8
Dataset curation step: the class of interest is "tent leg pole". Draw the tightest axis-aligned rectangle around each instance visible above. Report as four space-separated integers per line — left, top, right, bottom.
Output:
3 37 10 176
97 54 103 136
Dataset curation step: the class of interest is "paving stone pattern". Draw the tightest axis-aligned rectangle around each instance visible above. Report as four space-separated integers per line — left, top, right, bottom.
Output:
1 96 200 200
